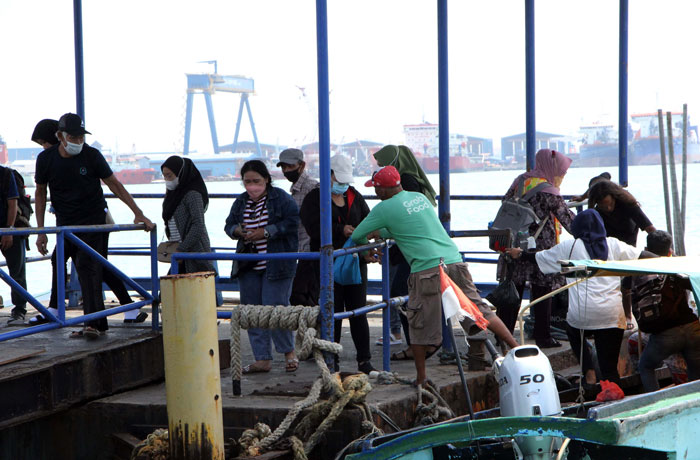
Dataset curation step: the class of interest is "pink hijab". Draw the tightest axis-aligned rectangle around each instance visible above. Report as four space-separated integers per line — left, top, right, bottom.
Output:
509 149 572 195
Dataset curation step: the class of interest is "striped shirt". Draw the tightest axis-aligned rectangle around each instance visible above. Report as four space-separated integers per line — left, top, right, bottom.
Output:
243 196 269 270
168 217 181 242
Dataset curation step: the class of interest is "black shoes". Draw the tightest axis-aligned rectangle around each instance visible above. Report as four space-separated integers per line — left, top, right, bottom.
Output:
357 360 377 375
6 311 25 326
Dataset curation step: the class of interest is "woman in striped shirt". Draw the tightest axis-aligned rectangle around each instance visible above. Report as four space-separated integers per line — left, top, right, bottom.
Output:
224 160 300 373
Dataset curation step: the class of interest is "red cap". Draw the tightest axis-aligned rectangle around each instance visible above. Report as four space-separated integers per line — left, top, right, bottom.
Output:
365 166 401 187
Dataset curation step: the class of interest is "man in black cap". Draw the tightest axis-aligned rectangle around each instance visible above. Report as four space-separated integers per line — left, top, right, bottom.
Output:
34 113 154 338
277 148 319 306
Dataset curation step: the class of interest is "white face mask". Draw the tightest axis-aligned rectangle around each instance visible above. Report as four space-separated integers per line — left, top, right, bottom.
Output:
64 140 84 155
165 177 179 191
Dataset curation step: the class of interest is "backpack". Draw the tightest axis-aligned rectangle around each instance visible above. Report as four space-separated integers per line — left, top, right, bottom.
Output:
489 177 551 252
631 274 685 334
2 167 33 228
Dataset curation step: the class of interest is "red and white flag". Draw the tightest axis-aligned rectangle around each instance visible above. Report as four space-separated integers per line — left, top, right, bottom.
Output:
439 265 490 330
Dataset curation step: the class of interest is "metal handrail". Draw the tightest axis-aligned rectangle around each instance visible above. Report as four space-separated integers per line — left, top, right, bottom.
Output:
0 224 159 342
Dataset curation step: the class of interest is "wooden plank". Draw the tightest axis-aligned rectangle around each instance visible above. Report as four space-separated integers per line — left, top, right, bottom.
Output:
0 348 46 366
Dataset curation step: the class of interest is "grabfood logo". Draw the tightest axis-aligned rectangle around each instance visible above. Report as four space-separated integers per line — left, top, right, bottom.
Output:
403 196 429 214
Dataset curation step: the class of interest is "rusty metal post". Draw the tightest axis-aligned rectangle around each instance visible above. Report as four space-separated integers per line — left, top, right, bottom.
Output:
160 272 224 460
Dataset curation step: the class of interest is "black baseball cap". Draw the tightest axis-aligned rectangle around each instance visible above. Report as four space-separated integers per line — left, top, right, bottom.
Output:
58 113 91 136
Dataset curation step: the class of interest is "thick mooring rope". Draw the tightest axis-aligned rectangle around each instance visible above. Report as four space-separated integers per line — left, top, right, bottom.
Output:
230 304 342 385
130 428 169 460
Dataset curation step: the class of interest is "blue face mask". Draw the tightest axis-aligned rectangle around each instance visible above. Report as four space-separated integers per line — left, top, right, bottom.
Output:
331 181 349 195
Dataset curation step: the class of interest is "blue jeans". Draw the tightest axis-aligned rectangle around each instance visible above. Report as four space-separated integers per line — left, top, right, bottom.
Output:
639 321 700 392
239 270 295 361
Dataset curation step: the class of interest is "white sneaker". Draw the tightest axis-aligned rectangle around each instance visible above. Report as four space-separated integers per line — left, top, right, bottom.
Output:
375 333 402 346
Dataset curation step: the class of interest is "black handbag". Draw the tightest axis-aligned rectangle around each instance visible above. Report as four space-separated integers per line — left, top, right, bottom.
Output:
486 260 521 312
231 240 259 279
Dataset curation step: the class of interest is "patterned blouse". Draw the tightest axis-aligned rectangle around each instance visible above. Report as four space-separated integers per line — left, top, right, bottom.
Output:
501 180 576 289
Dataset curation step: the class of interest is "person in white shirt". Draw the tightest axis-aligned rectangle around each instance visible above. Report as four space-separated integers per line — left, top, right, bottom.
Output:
507 209 651 386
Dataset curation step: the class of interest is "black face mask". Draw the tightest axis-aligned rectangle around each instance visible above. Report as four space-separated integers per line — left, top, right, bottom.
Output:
283 169 301 183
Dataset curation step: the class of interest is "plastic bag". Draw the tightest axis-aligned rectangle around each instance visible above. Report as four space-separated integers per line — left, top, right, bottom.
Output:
333 239 362 286
595 380 625 402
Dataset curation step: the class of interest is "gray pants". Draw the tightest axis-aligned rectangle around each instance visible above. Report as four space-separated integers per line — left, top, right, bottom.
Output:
639 321 700 392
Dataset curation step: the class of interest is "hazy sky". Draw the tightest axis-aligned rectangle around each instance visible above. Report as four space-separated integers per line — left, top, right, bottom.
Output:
2 0 699 155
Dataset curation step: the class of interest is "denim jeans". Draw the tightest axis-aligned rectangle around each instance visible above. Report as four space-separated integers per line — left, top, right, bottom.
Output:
239 270 295 361
639 321 700 392
2 236 27 315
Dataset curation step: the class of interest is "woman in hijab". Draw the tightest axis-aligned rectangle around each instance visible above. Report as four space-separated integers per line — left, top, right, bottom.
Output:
507 209 652 385
497 149 576 348
161 155 214 274
373 145 436 358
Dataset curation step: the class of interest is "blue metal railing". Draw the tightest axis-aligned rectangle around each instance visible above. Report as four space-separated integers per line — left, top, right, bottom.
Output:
169 239 399 371
0 224 159 342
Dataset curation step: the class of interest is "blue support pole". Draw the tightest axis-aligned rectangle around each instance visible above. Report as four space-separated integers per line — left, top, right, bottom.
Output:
525 0 536 171
72 0 85 119
183 92 194 155
150 228 160 331
437 0 454 353
204 92 220 154
244 95 263 158
619 0 629 186
381 244 391 371
57 231 66 322
437 0 451 230
315 0 334 358
232 94 246 154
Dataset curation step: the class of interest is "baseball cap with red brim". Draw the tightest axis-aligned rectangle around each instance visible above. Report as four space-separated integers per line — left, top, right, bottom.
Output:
364 165 401 187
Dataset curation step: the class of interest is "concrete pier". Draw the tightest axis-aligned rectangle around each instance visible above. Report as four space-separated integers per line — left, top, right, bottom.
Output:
0 308 577 459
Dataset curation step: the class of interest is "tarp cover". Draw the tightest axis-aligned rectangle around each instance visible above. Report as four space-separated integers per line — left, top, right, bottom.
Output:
563 255 700 307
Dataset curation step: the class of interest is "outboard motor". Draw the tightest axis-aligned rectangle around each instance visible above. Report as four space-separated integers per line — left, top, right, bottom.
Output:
491 344 564 460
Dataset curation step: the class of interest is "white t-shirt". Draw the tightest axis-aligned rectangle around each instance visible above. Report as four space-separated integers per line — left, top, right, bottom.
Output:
535 238 642 330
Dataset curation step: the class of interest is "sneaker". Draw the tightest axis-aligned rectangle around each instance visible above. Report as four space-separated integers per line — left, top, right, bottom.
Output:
358 360 377 375
6 312 25 326
375 333 403 346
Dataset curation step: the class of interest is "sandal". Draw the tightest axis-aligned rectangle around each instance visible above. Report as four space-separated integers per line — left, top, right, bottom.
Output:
285 358 300 373
391 349 414 361
84 327 100 340
242 362 271 374
69 330 85 339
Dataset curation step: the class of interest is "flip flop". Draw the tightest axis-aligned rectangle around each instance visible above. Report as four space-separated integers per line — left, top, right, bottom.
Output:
83 327 100 340
390 349 414 361
285 358 300 373
69 330 85 339
242 362 271 374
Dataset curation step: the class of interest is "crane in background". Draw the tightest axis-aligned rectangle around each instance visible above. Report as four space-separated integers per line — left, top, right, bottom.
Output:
183 60 262 156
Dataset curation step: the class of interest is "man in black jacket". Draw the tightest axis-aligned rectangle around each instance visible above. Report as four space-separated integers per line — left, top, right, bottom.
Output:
634 230 700 392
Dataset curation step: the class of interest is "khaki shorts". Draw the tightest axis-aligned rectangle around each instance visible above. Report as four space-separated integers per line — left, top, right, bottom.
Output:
407 262 495 345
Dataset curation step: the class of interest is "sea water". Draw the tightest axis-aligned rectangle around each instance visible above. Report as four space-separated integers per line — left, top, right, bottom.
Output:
3 164 697 305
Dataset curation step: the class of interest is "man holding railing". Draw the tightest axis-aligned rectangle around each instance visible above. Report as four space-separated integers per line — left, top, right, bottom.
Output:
34 113 154 339
352 165 519 385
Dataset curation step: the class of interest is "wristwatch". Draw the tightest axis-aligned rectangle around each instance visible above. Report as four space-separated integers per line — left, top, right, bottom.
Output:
263 228 270 238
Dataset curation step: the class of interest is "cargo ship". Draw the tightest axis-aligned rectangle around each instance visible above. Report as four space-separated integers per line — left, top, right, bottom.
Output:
577 113 700 167
403 123 489 173
105 154 156 184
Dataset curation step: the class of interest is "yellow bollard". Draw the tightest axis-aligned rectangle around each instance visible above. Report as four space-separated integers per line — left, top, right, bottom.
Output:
160 272 224 460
